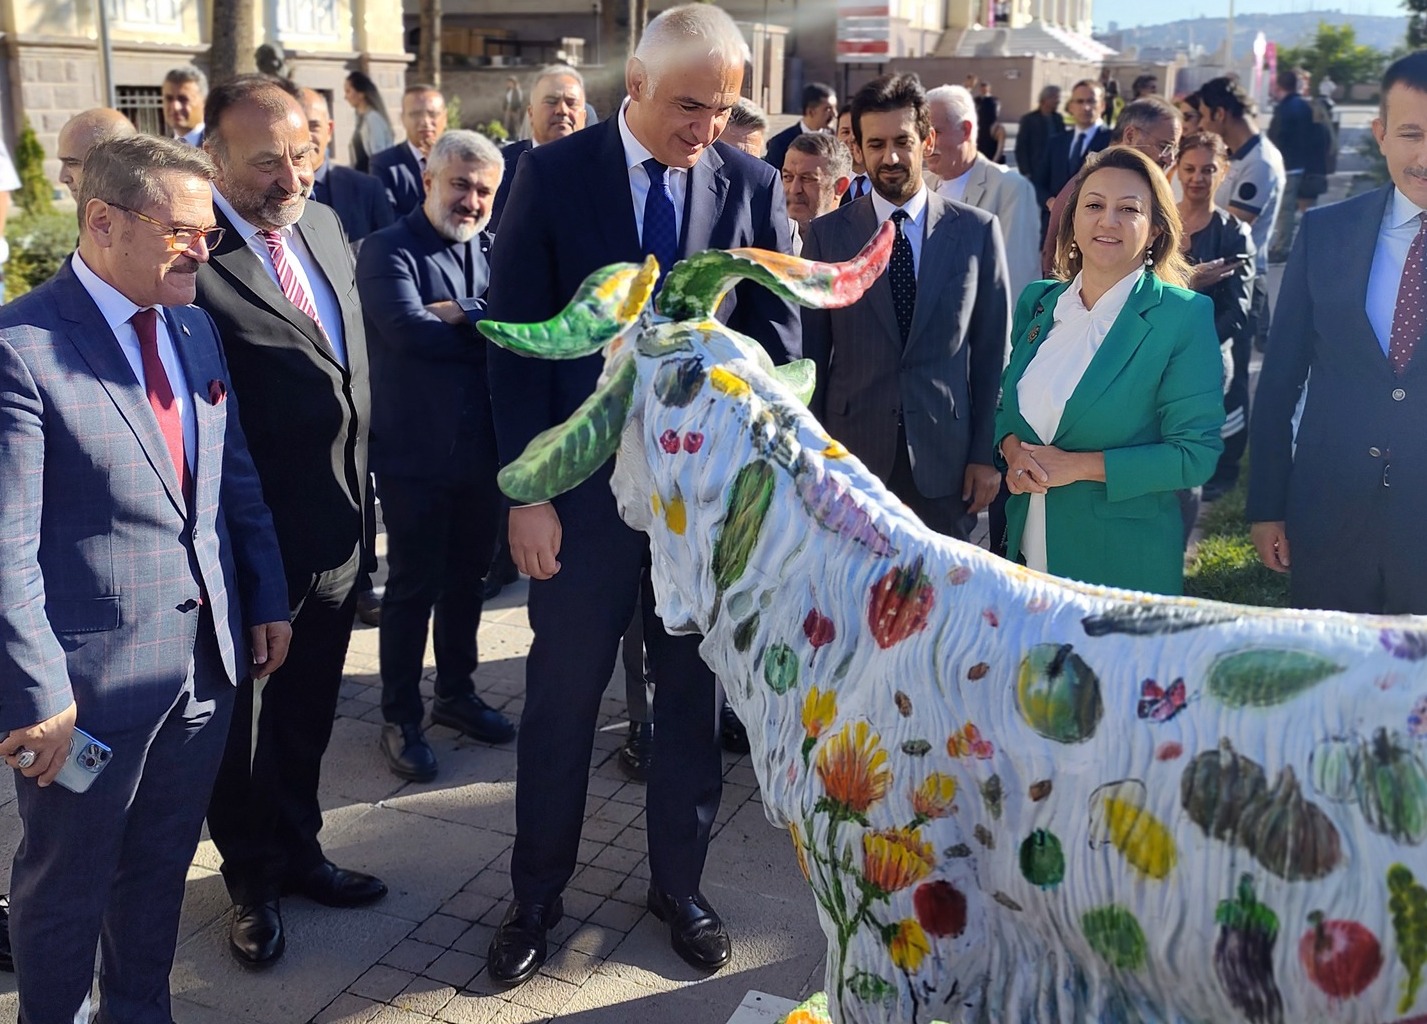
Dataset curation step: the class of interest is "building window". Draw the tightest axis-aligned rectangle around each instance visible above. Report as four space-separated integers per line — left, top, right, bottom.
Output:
276 0 339 39
117 86 165 137
107 0 184 32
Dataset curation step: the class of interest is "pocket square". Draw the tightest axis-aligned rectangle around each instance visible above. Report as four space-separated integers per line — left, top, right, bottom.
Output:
208 379 227 405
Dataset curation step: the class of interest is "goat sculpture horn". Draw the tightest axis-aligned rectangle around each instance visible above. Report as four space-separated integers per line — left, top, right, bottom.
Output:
478 257 658 358
656 220 895 321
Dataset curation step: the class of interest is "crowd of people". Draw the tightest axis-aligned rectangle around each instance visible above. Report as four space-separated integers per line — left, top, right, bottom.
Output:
1 7 1426 1019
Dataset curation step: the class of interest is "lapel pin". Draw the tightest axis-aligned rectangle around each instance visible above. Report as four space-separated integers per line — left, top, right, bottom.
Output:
1033 303 1044 318
1028 324 1042 343
208 379 227 405
181 323 191 336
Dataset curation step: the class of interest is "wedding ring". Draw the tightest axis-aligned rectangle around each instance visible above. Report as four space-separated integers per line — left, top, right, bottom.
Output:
1015 469 1025 478
15 748 36 770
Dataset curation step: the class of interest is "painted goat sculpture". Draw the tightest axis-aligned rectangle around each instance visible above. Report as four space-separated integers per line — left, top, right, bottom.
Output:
479 232 1427 1024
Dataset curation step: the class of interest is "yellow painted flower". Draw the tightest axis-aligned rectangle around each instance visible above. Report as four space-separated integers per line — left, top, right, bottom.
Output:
821 439 849 459
789 822 811 882
664 493 687 535
815 721 891 815
888 918 931 973
710 366 751 397
912 772 958 820
861 827 935 894
801 687 837 739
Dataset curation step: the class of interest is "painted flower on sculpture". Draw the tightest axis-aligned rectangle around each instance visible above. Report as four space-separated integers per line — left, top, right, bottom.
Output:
816 721 891 816
912 772 958 821
862 827 935 895
789 822 812 882
802 687 837 739
888 918 932 973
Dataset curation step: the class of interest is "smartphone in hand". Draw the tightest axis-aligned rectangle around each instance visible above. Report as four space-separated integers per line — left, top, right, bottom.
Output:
54 728 113 793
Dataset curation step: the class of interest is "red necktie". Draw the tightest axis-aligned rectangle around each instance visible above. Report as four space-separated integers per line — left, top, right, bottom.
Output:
260 229 330 343
131 307 191 504
1389 212 1427 377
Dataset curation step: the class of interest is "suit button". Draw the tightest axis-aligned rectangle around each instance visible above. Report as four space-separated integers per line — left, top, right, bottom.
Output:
1393 387 1406 401
1370 446 1382 457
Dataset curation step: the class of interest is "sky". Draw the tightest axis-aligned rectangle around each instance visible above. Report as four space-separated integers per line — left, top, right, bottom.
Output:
1091 0 1400 30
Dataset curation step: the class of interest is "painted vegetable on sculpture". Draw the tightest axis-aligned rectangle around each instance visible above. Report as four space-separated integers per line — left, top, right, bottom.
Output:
1215 874 1284 1024
1015 643 1103 744
1207 649 1343 708
1389 863 1427 1014
1298 911 1383 1000
866 557 934 650
712 459 776 594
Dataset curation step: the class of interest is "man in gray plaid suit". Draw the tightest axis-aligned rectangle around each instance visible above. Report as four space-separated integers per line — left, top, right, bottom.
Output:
0 135 290 1024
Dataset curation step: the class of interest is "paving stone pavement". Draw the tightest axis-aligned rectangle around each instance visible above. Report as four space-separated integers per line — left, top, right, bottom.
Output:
0 579 828 1024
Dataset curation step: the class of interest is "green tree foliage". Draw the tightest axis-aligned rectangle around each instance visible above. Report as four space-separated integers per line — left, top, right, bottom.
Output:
13 119 53 217
1277 22 1387 92
1408 0 1427 49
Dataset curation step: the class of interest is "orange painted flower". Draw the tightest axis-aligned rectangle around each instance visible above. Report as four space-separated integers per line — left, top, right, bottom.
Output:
789 822 811 882
815 721 891 815
888 918 932 973
801 687 837 739
862 827 935 894
912 772 958 820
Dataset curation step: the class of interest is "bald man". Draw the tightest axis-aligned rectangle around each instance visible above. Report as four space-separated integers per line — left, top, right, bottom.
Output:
56 108 135 200
298 88 393 249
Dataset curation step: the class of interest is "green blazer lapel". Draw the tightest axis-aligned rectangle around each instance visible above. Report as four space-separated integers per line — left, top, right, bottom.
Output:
1000 280 1065 444
1054 272 1159 442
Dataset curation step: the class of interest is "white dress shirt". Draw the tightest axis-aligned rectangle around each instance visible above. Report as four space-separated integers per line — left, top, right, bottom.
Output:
71 252 196 469
618 98 689 249
407 141 427 170
935 168 973 203
1366 187 1427 356
211 187 348 366
177 124 205 147
869 184 930 275
1016 267 1144 571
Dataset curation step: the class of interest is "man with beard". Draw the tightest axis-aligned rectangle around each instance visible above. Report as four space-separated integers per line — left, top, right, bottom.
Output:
491 65 587 232
371 84 448 215
803 72 1010 540
195 75 383 969
56 108 136 201
355 131 514 781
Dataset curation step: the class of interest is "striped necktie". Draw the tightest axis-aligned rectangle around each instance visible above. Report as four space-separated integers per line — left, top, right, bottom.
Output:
260 229 329 344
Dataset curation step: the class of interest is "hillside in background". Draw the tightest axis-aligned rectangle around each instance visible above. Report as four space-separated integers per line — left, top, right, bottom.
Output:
1100 11 1404 58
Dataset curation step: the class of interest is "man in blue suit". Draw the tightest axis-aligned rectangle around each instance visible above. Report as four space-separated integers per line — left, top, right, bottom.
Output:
300 87 394 248
369 84 447 215
0 135 289 1024
489 64 587 234
1248 50 1427 614
1033 79 1109 210
356 130 514 782
484 2 798 988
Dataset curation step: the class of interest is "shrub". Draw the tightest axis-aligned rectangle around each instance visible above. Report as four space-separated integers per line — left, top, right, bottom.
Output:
14 119 54 217
1184 471 1292 608
4 210 77 300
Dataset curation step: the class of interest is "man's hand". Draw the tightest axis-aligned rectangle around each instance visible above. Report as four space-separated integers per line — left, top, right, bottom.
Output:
0 702 78 787
250 621 294 679
1250 521 1292 573
962 463 1001 515
425 300 468 326
509 503 562 580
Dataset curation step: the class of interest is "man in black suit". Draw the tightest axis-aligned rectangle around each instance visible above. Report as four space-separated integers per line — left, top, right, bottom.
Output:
196 75 385 969
355 130 514 782
1015 84 1065 182
490 64 587 233
299 87 394 249
370 85 447 215
484 1 798 988
1033 79 1109 209
765 81 837 174
836 108 871 205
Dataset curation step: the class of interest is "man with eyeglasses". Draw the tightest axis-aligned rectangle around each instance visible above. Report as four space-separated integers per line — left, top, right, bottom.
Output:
0 133 289 1024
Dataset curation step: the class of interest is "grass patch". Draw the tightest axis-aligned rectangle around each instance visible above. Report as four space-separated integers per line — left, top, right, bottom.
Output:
1184 474 1291 608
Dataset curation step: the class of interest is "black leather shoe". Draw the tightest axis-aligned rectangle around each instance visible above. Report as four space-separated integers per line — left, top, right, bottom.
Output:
229 900 284 968
381 722 438 782
646 888 731 971
482 562 519 601
618 722 653 782
284 861 387 908
720 702 750 755
431 694 516 744
487 898 563 987
355 588 382 627
0 893 13 973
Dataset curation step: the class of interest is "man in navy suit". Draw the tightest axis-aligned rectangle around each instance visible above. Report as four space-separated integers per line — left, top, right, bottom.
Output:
300 88 394 248
764 81 837 173
0 134 289 1024
1033 79 1109 209
484 2 798 988
370 84 447 215
490 64 587 233
1248 51 1427 614
355 130 514 782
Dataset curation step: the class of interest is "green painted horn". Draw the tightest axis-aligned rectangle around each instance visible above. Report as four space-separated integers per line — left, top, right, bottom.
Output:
497 356 638 504
772 359 816 406
478 257 659 359
656 221 896 320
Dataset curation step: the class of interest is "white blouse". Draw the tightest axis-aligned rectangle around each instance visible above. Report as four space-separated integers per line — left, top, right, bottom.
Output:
1015 267 1144 571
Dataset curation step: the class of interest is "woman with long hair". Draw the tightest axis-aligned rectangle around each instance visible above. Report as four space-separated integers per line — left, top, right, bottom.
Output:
344 70 394 173
994 147 1225 594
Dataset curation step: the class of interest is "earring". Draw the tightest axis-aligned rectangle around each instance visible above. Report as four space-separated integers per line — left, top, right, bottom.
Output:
1144 249 1154 267
1068 241 1079 259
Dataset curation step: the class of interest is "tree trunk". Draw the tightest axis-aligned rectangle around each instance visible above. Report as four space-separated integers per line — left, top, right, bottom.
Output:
208 0 256 86
417 0 442 87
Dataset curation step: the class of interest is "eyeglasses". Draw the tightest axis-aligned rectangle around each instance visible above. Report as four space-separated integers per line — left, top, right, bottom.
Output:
107 202 226 252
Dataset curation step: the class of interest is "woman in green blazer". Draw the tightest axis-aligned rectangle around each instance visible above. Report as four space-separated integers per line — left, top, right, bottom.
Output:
994 147 1225 595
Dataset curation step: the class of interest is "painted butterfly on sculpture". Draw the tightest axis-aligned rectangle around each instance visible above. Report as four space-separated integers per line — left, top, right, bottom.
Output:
948 723 995 760
1137 678 1188 723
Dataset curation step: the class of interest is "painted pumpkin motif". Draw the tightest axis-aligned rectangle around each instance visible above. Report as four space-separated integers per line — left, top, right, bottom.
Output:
1015 643 1103 744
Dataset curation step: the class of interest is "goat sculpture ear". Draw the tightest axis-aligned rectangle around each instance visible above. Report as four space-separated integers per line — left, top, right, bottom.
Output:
478 257 659 359
656 220 895 320
772 359 816 406
496 356 638 504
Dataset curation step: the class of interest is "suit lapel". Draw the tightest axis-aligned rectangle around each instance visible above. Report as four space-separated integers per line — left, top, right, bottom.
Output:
907 195 959 347
1054 273 1157 441
1003 281 1070 446
961 158 990 208
164 305 216 515
684 145 728 254
852 201 904 348
1344 187 1394 366
593 122 641 261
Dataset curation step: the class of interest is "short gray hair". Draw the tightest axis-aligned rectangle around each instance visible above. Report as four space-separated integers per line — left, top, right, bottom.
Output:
531 63 585 93
634 4 751 96
164 64 208 96
727 98 768 134
425 129 502 180
1111 95 1178 143
786 131 851 181
926 84 977 130
78 135 215 225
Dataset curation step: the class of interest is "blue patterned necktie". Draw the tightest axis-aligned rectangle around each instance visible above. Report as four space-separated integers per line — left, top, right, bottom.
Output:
889 209 916 344
641 157 678 287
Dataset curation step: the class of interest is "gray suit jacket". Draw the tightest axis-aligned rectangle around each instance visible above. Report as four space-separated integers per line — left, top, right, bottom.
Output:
953 155 1041 302
802 190 1011 499
0 262 288 735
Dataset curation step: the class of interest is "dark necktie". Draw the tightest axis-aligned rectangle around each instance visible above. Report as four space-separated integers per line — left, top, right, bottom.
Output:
131 307 191 503
1390 212 1427 376
1070 131 1086 166
641 157 678 285
888 209 916 345
854 176 866 199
